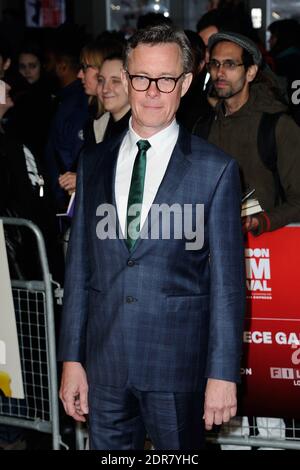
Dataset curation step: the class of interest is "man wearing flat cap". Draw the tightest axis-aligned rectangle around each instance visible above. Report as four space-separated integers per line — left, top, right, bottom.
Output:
194 31 300 235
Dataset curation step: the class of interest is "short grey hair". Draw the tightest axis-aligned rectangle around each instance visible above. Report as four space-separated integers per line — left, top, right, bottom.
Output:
124 24 193 74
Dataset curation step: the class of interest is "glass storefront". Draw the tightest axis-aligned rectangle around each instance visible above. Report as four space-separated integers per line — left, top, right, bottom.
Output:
106 0 170 36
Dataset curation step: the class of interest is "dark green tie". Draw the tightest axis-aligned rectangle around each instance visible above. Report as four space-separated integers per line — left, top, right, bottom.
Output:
126 139 151 250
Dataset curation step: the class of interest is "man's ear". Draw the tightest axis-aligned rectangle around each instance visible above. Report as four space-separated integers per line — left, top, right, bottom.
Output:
247 64 258 83
121 69 129 95
181 72 193 97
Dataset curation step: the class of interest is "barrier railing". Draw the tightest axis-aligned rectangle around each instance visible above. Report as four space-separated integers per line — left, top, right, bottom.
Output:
0 218 63 450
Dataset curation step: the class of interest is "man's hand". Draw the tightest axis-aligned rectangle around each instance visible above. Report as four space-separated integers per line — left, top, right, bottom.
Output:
203 378 237 430
59 361 89 422
242 215 259 233
59 172 77 194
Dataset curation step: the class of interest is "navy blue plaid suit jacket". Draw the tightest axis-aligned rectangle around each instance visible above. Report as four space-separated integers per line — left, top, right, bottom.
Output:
58 125 245 392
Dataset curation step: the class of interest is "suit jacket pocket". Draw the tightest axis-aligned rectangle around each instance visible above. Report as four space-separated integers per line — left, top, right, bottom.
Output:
164 294 209 346
153 294 210 385
88 287 104 317
166 293 209 314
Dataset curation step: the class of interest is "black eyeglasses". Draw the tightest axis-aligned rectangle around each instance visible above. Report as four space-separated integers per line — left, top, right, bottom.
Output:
207 59 245 71
80 63 97 73
126 71 186 93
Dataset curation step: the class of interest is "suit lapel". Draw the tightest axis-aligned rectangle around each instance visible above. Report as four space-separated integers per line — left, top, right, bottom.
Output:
98 126 192 253
101 134 124 206
95 132 128 249
136 126 192 250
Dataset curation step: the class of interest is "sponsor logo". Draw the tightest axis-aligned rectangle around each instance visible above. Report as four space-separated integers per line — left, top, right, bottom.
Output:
241 368 252 376
245 248 272 300
78 129 84 141
270 367 300 386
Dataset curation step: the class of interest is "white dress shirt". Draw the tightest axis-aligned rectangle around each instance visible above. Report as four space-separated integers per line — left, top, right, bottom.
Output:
115 118 179 236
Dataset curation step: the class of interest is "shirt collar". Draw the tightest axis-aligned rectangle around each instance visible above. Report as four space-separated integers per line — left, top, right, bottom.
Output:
128 117 179 153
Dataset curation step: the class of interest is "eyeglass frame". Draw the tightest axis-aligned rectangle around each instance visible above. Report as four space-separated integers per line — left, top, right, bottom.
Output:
207 59 245 71
79 63 98 73
125 71 186 93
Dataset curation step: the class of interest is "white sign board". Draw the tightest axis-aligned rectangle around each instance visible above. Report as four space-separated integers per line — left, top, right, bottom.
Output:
0 221 24 399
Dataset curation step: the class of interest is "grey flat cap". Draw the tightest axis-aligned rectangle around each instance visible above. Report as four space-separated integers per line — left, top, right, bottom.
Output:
208 32 262 65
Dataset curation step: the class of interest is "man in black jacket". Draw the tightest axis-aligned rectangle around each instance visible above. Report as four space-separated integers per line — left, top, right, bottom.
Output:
194 31 300 236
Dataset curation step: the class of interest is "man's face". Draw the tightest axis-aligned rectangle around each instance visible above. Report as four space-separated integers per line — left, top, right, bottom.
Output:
198 26 219 62
122 43 192 138
209 41 256 100
269 34 277 51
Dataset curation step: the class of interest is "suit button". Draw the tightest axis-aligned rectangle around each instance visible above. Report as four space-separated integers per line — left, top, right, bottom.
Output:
127 259 135 267
126 296 134 304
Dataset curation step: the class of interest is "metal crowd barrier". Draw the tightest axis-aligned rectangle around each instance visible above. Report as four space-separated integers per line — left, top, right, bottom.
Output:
0 218 64 450
75 417 300 451
208 416 300 450
75 422 89 450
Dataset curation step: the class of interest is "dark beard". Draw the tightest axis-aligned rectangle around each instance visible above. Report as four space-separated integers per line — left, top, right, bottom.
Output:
213 81 244 99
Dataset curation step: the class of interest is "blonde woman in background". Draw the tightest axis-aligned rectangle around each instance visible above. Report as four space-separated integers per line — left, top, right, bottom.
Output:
94 53 131 144
59 37 125 195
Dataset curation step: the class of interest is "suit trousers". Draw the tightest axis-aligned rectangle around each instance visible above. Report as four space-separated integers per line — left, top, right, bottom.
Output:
88 383 205 450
